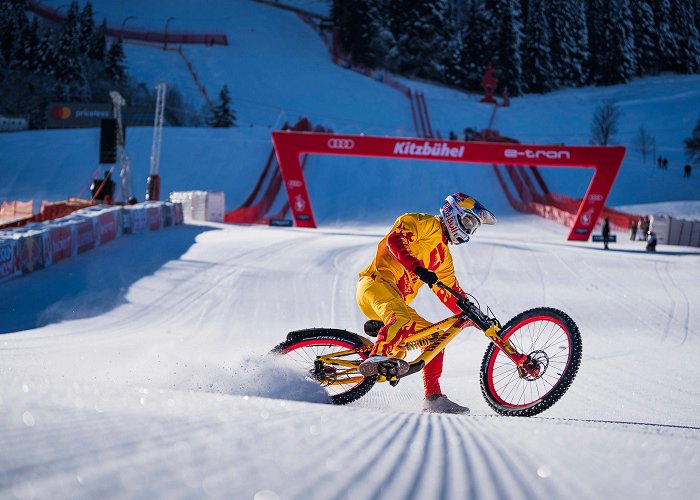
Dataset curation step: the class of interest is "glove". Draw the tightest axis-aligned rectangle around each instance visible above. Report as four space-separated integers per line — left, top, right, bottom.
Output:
414 266 438 287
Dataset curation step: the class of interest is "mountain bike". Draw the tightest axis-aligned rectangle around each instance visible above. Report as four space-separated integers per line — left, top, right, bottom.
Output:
270 282 582 416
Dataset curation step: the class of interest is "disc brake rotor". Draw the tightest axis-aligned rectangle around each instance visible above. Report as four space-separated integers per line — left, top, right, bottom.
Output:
518 350 549 381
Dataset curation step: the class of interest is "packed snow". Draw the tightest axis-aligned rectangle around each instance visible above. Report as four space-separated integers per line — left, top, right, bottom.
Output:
1 1 700 499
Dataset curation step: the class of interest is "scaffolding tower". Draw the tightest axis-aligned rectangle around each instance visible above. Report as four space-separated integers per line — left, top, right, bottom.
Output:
147 83 168 201
109 91 132 201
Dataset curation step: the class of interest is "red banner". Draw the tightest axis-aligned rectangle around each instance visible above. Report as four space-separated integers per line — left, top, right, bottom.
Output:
271 132 625 241
74 218 97 254
147 206 162 231
99 212 118 245
49 225 73 264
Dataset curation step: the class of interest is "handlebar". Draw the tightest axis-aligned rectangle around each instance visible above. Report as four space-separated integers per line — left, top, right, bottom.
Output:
435 281 498 331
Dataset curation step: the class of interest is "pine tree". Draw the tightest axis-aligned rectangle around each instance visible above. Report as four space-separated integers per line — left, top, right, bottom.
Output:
522 0 553 93
19 17 40 71
105 38 126 83
597 0 635 85
330 0 374 65
652 0 678 72
549 0 588 87
0 0 26 65
631 0 658 75
78 1 96 56
586 0 608 83
90 19 107 61
365 0 398 71
462 0 492 90
210 85 236 128
668 0 700 73
35 28 57 76
684 116 700 165
54 3 87 100
488 0 523 95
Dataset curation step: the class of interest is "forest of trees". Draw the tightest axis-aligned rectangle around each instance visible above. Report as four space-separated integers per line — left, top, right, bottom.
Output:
331 0 700 96
0 0 204 128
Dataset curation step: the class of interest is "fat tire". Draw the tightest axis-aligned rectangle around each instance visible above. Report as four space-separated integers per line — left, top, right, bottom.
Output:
270 328 377 405
480 307 582 417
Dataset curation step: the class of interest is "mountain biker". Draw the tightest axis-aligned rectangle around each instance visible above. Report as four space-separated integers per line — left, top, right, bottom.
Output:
357 193 497 414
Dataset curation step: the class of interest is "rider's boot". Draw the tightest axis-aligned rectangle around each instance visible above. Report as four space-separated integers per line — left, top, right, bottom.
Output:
422 394 470 414
359 356 409 378
360 316 414 379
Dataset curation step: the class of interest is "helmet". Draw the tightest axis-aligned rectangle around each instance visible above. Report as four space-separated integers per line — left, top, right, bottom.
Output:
439 193 496 244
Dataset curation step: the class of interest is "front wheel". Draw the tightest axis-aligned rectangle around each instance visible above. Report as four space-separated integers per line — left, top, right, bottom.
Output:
480 307 582 417
270 328 376 405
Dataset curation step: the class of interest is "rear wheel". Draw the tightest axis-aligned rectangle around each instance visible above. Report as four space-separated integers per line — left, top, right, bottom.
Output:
480 308 582 417
270 328 376 405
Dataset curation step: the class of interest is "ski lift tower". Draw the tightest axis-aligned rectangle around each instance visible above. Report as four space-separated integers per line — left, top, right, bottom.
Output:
147 83 167 201
110 90 132 201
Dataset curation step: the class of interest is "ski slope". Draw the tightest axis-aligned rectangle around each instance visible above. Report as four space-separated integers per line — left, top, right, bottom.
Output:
2 218 699 499
2 1 700 499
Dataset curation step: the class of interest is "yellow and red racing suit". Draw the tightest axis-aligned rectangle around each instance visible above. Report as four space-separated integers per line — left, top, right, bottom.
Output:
356 213 467 397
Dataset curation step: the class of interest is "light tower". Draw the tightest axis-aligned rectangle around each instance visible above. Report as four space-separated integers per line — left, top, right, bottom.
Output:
109 90 132 201
147 83 167 201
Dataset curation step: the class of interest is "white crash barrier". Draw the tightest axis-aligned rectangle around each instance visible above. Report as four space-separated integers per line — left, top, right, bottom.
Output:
650 215 700 247
0 201 183 284
169 191 224 222
0 238 18 283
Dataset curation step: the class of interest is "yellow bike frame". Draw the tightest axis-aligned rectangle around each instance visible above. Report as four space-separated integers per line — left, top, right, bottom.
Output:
314 306 524 386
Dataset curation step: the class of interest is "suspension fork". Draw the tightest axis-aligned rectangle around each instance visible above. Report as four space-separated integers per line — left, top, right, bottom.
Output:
435 282 528 367
481 323 527 366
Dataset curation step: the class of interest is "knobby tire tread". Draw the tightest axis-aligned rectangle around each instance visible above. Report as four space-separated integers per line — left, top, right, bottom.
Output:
479 307 582 417
270 328 376 405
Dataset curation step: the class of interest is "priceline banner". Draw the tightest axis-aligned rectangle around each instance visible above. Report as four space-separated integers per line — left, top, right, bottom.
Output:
271 132 626 241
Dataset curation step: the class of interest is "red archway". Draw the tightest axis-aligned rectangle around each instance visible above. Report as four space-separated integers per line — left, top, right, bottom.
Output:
271 132 626 241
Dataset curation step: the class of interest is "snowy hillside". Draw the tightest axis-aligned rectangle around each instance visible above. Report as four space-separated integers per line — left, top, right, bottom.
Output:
2 0 699 214
1 2 700 499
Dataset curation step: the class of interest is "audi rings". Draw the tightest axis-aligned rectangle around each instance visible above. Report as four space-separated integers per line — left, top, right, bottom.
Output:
327 138 355 150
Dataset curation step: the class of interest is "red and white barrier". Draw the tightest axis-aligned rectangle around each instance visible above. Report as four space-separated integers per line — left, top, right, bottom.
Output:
0 202 183 285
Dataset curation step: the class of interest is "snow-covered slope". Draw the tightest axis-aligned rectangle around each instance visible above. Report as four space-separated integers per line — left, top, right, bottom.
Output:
2 219 699 499
2 2 700 499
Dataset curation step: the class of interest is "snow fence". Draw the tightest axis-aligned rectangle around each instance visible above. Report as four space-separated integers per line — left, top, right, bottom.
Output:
0 201 184 284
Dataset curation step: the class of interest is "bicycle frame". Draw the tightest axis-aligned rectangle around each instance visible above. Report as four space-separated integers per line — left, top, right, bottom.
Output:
314 282 530 386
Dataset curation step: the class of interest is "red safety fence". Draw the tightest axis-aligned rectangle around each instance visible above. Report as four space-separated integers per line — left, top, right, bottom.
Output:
25 0 228 46
0 198 95 231
224 118 330 225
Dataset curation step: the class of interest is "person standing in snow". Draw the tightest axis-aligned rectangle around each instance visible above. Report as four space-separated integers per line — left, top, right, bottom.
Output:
602 217 611 250
356 193 496 414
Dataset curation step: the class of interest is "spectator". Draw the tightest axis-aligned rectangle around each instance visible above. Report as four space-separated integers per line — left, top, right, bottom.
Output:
602 217 611 250
662 157 668 169
646 232 657 252
640 216 650 241
630 219 638 240
657 156 663 168
684 164 692 177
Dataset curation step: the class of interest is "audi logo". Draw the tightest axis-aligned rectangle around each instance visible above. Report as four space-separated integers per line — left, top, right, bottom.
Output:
327 138 355 150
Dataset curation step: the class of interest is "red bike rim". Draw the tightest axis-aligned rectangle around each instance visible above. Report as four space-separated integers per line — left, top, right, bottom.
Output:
486 315 572 408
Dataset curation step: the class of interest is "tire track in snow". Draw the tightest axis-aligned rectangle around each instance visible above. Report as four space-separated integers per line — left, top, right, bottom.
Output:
654 261 693 343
